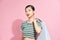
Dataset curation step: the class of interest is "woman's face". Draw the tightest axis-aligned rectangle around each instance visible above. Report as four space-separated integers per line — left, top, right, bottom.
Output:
25 7 34 18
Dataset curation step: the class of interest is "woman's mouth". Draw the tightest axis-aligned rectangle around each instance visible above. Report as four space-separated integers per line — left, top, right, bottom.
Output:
27 14 29 16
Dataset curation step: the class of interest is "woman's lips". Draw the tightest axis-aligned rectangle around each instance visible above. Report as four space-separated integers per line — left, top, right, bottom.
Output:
27 14 29 16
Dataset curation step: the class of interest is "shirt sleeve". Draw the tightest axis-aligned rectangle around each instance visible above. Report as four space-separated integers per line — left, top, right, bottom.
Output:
20 22 24 32
36 18 43 29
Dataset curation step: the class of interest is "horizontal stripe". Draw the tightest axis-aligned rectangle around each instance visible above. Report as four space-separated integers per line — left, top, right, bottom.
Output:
21 18 42 38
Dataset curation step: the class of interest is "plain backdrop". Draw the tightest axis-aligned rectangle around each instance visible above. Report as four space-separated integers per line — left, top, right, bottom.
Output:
0 0 60 40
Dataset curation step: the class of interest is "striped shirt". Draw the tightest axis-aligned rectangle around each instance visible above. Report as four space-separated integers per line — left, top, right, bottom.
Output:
20 18 42 39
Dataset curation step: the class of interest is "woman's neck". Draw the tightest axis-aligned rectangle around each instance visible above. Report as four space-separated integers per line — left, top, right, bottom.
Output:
28 16 35 22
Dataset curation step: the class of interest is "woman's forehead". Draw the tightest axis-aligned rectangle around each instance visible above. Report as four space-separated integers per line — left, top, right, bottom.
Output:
26 7 32 10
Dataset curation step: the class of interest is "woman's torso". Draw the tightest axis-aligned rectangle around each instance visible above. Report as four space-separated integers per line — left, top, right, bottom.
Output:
22 18 42 40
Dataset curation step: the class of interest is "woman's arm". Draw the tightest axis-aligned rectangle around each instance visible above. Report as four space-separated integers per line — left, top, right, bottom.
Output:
33 19 42 34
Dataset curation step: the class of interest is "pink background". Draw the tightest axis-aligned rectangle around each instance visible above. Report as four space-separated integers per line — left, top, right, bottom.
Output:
0 0 60 40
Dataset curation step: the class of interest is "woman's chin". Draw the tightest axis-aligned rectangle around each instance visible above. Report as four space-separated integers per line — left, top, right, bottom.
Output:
28 17 30 18
27 16 31 18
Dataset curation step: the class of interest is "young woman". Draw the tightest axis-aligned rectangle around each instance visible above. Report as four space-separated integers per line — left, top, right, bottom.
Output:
20 5 50 40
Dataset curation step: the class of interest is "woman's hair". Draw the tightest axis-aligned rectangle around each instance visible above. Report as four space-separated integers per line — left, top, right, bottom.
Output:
25 5 35 11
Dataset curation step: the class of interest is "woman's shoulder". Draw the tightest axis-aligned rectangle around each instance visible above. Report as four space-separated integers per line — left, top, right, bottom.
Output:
21 20 27 25
35 18 42 22
35 18 46 24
